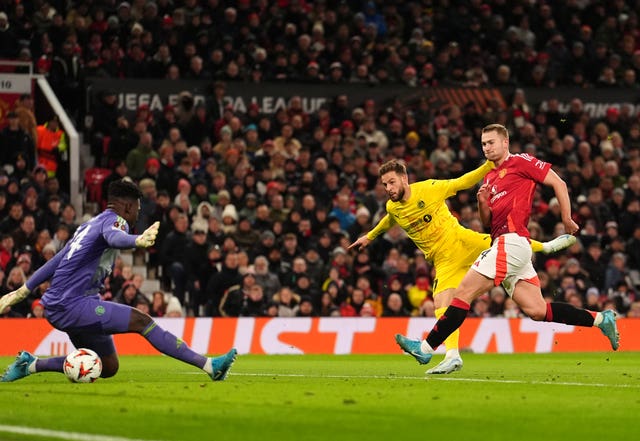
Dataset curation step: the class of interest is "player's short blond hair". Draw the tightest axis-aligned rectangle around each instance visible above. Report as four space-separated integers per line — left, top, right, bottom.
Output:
482 123 509 139
379 159 407 178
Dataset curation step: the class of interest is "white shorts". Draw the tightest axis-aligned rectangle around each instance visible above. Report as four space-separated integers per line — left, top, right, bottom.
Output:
470 233 539 297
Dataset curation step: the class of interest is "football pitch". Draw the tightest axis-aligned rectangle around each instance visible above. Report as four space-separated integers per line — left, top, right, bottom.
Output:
0 352 637 441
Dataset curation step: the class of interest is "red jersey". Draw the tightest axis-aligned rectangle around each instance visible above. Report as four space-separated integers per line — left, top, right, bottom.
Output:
483 153 551 240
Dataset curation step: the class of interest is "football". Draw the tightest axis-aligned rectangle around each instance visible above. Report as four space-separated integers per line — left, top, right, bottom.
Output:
63 348 102 383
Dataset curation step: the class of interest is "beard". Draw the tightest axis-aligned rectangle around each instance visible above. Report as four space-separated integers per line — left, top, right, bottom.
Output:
390 186 405 202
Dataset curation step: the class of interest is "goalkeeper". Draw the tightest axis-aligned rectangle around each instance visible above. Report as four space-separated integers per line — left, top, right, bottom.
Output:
1 179 236 382
349 159 575 374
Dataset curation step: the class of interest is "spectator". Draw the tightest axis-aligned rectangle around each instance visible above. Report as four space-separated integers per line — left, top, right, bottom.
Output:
159 212 189 306
203 250 242 316
1 111 35 173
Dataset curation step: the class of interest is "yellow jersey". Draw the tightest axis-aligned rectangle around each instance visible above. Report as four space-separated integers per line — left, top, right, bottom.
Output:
367 161 493 261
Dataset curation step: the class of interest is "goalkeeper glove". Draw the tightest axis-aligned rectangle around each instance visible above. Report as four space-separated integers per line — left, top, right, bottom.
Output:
0 284 30 314
135 221 160 248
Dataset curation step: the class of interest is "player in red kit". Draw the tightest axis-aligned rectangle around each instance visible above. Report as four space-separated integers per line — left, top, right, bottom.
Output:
395 123 620 369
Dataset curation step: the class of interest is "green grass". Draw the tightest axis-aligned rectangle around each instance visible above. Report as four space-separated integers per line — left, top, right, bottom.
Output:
1 353 638 441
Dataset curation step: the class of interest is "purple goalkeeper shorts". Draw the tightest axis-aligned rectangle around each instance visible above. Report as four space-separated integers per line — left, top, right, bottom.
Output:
44 296 133 358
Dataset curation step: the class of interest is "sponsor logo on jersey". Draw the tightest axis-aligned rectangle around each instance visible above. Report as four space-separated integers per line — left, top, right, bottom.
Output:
417 200 425 209
95 305 105 316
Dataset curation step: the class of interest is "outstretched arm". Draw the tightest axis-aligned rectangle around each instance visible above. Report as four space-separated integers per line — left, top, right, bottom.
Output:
0 248 67 312
348 213 393 251
448 161 494 194
543 169 579 234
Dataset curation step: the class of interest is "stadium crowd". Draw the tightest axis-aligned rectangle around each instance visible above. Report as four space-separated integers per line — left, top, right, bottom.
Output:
1 1 640 320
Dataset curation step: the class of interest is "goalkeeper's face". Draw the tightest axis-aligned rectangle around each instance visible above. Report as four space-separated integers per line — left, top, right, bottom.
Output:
122 198 141 227
381 172 407 202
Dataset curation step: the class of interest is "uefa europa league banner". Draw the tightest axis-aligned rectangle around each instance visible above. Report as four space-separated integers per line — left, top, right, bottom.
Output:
86 77 640 120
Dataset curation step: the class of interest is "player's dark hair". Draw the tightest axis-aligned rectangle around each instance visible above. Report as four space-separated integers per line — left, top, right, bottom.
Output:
379 159 407 178
108 179 142 201
482 123 509 139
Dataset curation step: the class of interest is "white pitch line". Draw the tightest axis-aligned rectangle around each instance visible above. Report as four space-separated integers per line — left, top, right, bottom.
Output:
228 372 640 388
0 425 165 441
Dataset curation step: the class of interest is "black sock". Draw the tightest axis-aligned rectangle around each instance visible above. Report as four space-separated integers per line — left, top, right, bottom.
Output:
545 302 596 327
426 299 470 349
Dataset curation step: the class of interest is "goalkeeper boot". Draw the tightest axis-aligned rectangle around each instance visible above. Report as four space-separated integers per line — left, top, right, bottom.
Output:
1 351 36 382
597 310 620 351
542 234 577 254
394 334 432 365
426 356 463 374
209 348 237 381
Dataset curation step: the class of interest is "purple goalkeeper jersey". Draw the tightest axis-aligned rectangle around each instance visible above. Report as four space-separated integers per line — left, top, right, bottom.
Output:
30 210 139 310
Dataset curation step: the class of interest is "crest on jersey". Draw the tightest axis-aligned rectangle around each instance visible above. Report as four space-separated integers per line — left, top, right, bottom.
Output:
113 215 128 231
417 200 425 209
499 169 508 179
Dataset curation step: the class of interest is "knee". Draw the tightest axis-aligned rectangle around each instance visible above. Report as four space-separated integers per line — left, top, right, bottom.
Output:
100 355 119 378
129 308 153 333
526 308 547 321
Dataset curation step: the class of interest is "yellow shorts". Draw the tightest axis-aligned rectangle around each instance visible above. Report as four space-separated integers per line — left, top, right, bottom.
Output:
431 228 492 296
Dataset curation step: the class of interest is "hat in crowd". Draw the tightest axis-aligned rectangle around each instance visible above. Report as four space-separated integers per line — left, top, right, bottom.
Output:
606 107 619 117
191 219 208 234
221 204 238 221
329 127 341 135
165 296 183 316
244 123 257 133
42 243 57 255
566 258 580 267
145 158 160 169
208 244 221 253
266 181 280 192
329 61 342 70
17 253 31 264
576 195 588 204
118 2 131 10
220 125 232 137
612 188 625 197
586 287 600 298
332 246 347 256
260 230 275 241
217 189 230 200
356 206 370 218
406 131 420 142
341 120 354 129
605 221 618 230
545 259 561 270
307 61 319 70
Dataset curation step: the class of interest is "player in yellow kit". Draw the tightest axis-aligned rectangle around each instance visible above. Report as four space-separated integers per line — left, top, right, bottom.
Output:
348 159 575 374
